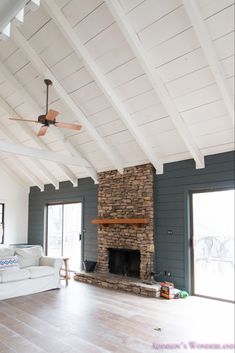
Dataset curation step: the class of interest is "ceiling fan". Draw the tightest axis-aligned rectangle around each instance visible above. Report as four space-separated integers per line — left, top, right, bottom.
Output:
9 79 82 137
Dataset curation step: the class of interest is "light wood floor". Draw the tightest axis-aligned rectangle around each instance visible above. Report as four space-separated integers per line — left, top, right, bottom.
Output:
0 281 234 353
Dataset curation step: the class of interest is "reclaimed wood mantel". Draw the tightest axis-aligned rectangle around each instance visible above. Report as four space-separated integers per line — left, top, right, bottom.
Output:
91 218 150 225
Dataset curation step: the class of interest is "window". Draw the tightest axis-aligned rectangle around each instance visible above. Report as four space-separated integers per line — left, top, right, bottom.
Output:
0 203 4 244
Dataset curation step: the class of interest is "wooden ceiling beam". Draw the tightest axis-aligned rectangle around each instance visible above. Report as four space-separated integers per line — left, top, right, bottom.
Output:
0 0 27 32
1 151 44 190
105 0 205 170
12 155 44 191
47 127 98 183
0 119 59 189
0 140 91 169
183 0 234 126
12 26 124 174
43 0 164 174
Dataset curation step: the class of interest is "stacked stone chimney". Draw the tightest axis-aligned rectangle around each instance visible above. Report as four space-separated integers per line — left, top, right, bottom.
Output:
97 164 154 280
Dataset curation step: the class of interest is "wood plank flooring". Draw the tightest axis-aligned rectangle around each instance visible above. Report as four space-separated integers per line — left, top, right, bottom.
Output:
0 281 234 353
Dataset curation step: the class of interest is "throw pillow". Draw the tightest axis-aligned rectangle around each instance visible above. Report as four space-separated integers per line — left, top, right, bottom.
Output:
0 247 15 257
0 256 19 271
15 246 43 268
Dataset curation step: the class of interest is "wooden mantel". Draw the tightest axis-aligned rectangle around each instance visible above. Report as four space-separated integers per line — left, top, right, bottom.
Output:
91 218 150 225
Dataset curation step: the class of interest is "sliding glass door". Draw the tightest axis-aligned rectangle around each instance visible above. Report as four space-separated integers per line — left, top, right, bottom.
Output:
47 202 82 272
191 189 234 301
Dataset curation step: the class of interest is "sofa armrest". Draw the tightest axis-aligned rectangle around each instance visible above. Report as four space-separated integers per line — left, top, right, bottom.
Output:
39 256 63 271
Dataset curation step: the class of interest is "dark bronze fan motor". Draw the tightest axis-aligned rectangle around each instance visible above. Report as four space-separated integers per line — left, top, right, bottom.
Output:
9 79 82 136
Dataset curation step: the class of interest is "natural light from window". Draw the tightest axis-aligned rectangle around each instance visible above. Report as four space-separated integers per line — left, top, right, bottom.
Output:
192 189 234 301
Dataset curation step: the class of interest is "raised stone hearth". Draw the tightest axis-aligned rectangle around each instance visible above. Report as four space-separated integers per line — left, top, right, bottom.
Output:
74 272 161 298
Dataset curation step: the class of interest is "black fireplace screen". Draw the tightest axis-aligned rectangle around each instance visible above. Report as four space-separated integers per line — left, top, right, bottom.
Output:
108 248 140 278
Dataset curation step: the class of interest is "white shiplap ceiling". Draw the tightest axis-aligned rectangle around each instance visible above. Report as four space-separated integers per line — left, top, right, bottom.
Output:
0 0 234 190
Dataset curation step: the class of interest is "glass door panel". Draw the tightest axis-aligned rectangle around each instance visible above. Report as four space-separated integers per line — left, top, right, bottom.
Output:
63 203 82 272
47 202 82 272
191 189 235 301
47 204 63 257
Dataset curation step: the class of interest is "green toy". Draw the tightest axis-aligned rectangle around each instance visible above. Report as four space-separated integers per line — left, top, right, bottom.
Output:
180 290 189 298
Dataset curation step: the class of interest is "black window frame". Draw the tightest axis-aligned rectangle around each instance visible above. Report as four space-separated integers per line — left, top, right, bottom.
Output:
0 203 4 244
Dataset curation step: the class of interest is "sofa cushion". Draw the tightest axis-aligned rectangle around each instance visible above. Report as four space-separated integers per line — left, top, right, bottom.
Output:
0 269 30 283
0 256 19 271
0 247 15 257
15 246 43 268
27 266 55 279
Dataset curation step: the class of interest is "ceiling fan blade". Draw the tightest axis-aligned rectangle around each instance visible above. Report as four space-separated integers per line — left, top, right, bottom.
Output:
9 118 38 123
37 126 48 137
45 109 59 121
55 122 82 131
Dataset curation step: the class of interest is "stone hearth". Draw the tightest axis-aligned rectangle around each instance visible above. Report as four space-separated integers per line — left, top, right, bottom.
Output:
74 272 161 298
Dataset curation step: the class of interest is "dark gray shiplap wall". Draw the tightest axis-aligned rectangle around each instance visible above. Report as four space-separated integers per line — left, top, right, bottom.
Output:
28 151 234 292
154 151 235 291
28 178 98 261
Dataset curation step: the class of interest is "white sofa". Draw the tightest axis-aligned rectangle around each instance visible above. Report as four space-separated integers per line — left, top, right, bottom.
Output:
0 245 63 300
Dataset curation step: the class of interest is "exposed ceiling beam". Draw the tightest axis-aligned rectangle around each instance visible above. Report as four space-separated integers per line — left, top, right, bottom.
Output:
0 23 11 40
47 126 98 183
0 151 44 190
0 119 59 189
28 0 41 12
105 0 205 170
12 26 124 174
0 60 88 185
183 0 234 126
12 7 24 27
10 154 44 190
43 0 164 174
0 140 92 168
0 0 27 32
0 158 29 189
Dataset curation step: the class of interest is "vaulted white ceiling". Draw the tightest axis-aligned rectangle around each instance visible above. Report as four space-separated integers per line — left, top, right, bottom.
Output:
0 0 234 190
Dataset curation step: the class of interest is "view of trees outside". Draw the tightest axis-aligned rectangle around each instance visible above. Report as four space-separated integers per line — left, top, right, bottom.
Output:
192 189 234 301
47 203 82 272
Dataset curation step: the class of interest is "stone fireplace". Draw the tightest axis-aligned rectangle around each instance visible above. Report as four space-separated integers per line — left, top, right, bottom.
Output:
74 164 160 297
97 163 154 280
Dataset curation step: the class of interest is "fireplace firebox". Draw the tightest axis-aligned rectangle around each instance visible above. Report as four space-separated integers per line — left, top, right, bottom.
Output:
108 248 140 278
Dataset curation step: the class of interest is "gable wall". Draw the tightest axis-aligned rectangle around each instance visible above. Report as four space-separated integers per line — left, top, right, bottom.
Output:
0 168 29 245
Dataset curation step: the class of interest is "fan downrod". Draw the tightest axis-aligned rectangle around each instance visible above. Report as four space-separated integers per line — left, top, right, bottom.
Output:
44 79 52 86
